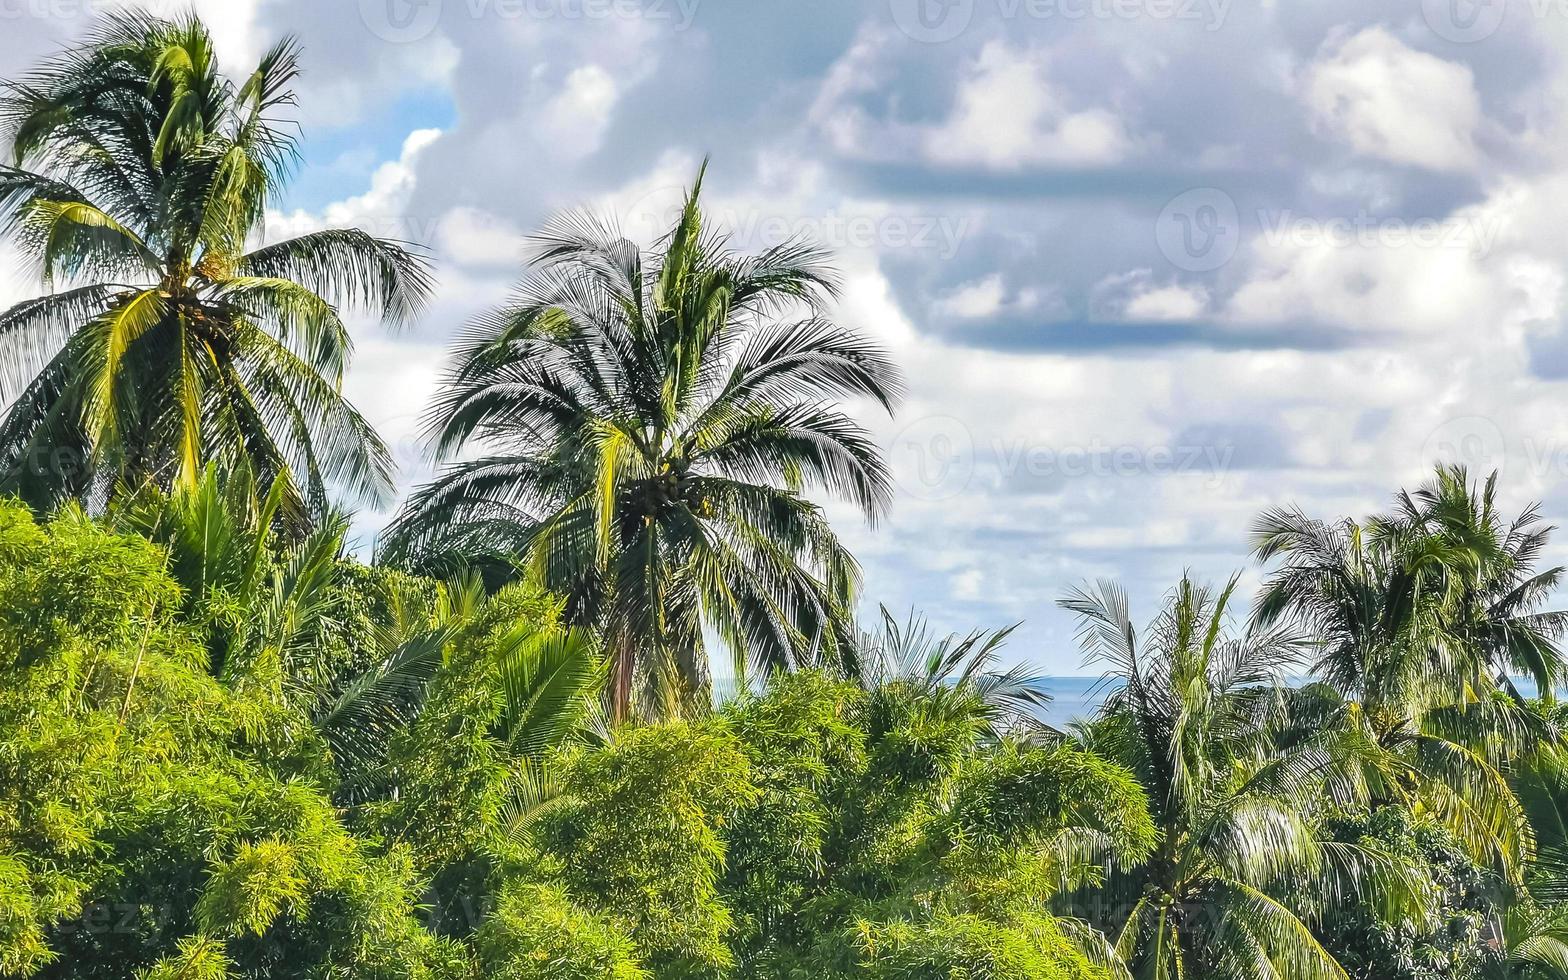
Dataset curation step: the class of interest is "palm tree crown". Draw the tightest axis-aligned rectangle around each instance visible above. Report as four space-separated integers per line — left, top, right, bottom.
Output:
0 13 432 525
1250 467 1561 875
385 166 902 718
1063 575 1378 980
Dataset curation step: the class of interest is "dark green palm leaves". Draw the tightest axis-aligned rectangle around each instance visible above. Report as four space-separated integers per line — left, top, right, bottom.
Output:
1063 576 1358 980
1253 465 1563 874
385 166 902 718
0 13 432 526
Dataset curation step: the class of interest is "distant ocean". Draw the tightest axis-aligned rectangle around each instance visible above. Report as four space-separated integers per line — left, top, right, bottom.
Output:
713 675 1554 730
1026 676 1116 728
1024 675 1559 728
710 675 1119 728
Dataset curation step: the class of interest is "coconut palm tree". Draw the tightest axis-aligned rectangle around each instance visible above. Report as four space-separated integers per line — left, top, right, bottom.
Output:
111 464 471 766
0 13 431 526
1388 465 1568 702
1251 471 1544 876
383 165 901 719
1479 901 1568 979
1061 575 1409 980
848 606 1052 738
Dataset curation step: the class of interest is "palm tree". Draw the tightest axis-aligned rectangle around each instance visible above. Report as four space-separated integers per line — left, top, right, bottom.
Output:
1387 465 1568 702
112 464 469 768
1251 472 1544 875
384 165 902 719
1479 901 1568 979
848 606 1052 738
1061 575 1401 980
0 13 432 526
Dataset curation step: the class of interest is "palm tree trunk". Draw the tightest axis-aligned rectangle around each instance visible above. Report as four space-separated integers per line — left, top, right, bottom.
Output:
610 628 635 723
674 643 711 712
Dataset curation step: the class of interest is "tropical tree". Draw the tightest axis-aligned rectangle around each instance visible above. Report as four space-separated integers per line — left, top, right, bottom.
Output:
0 497 466 979
1061 575 1401 980
847 605 1052 738
1251 469 1548 874
109 464 490 795
1386 465 1568 702
0 13 432 526
1478 901 1568 979
384 165 902 719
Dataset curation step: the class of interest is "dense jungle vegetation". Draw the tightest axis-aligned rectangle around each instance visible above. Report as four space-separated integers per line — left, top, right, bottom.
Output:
1 14 1567 980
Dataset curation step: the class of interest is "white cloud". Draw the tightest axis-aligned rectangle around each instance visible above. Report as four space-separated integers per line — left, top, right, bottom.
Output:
809 35 1133 171
186 0 263 69
436 207 526 269
1124 284 1208 321
1302 27 1482 172
1093 270 1209 321
1220 197 1514 337
931 274 1060 320
933 274 1007 319
923 42 1134 170
537 65 621 161
267 128 443 242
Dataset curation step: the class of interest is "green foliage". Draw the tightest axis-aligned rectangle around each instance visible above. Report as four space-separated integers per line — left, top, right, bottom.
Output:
370 584 568 874
0 499 461 978
706 671 1156 980
851 913 1111 980
720 671 869 960
540 723 759 977
1315 807 1496 980
7 467 1567 980
477 883 647 980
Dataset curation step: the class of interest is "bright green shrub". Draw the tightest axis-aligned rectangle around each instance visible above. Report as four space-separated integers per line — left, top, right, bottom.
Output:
721 672 868 965
477 882 646 980
0 500 463 979
370 584 563 872
851 913 1111 980
541 723 759 978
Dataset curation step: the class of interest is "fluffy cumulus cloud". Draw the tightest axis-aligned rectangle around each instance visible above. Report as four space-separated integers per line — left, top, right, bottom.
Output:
4 0 1568 675
922 41 1136 169
1302 26 1483 172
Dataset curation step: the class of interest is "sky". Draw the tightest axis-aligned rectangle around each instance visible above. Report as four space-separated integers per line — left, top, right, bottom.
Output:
3 0 1568 673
